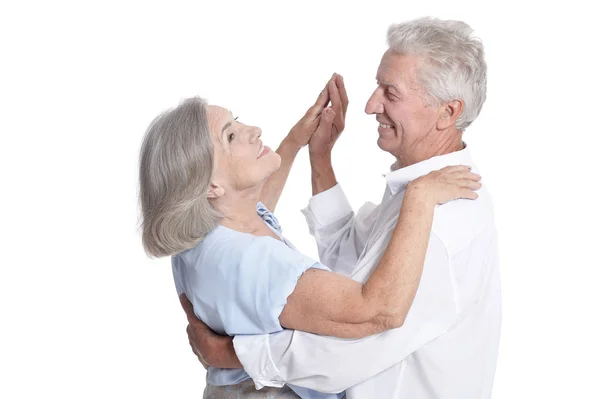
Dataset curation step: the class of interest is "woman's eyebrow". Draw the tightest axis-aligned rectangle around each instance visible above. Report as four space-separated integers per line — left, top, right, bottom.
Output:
221 121 232 134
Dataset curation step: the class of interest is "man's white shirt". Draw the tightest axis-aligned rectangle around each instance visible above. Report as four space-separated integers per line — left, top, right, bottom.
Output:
233 146 502 399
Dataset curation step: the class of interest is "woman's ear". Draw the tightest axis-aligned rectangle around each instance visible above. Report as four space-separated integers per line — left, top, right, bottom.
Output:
207 183 225 199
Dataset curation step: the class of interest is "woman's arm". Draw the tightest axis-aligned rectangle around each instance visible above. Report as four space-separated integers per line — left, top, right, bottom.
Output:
259 79 334 211
279 166 481 338
258 138 301 212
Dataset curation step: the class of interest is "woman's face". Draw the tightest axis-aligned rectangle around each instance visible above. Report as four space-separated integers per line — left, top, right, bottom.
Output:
207 105 281 194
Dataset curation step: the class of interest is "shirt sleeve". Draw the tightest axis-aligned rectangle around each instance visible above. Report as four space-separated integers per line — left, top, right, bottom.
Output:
301 184 379 277
233 233 457 393
229 237 330 335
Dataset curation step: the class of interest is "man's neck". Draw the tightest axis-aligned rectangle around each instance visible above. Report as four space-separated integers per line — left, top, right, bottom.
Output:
396 132 464 169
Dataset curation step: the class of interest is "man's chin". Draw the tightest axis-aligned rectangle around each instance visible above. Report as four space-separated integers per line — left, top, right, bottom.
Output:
377 136 399 155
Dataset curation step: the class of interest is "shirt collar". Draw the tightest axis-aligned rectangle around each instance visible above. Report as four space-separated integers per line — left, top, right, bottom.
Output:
384 144 474 196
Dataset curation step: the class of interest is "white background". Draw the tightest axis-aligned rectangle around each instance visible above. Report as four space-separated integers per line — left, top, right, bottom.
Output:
1 0 599 397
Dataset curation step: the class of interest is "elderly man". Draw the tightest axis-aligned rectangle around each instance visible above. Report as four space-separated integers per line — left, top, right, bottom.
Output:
181 17 501 398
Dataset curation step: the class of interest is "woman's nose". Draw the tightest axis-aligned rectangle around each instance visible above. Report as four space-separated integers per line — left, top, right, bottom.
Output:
248 127 262 143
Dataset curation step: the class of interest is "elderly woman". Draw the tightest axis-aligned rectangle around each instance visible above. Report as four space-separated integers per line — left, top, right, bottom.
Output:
138 82 480 398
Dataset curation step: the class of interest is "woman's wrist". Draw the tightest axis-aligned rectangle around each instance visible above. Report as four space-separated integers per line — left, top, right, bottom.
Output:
278 135 302 157
405 182 437 208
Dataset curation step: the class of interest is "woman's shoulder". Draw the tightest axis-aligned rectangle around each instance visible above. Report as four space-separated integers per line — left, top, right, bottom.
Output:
177 226 250 264
177 225 293 271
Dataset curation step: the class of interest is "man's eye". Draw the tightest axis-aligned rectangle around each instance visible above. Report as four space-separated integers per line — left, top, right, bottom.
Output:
228 132 235 142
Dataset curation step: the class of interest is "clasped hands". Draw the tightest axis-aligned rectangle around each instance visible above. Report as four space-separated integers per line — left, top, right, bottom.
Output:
286 73 349 157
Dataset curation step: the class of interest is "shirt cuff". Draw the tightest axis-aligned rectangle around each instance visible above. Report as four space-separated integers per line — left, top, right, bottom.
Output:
301 184 353 230
233 334 285 390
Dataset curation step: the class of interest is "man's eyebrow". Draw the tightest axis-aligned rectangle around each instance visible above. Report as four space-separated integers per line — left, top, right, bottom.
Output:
379 80 401 90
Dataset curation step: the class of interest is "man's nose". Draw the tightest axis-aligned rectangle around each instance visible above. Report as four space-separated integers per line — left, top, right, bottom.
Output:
365 88 384 115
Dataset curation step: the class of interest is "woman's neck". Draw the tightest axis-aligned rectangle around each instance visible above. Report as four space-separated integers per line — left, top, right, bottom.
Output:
212 190 266 234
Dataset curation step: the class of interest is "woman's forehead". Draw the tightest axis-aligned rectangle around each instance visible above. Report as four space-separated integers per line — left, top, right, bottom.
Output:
206 105 233 135
207 105 232 121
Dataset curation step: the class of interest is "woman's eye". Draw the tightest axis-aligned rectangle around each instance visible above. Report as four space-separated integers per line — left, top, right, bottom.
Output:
228 132 235 142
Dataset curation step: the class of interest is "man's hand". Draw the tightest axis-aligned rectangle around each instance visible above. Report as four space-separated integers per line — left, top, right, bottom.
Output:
309 73 349 157
179 294 242 369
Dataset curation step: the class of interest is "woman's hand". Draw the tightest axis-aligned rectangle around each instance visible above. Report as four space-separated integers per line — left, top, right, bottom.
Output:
308 73 348 157
407 165 482 205
285 77 332 149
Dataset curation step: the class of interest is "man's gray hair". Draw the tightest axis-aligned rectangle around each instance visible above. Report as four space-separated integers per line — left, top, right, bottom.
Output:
387 17 487 131
139 97 221 258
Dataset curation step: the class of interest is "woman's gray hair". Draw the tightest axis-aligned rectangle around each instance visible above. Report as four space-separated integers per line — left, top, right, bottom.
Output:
387 17 487 131
139 97 221 258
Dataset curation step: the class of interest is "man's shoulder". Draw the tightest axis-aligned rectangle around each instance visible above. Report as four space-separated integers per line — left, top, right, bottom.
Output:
432 185 496 255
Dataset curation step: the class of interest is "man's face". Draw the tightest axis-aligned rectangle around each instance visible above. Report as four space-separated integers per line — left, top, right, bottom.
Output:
365 50 442 162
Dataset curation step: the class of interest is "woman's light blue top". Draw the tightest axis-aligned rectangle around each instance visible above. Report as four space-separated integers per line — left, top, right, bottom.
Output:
172 203 344 399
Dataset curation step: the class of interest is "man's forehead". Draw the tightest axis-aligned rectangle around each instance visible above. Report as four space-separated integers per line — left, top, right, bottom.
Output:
376 53 419 86
376 71 409 90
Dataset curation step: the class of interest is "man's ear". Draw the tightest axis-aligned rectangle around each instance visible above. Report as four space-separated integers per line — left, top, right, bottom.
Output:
207 183 225 199
437 99 464 130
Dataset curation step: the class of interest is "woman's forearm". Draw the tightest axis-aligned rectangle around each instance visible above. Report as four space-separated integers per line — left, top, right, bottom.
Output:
280 186 436 337
259 138 300 212
361 185 436 326
281 167 477 337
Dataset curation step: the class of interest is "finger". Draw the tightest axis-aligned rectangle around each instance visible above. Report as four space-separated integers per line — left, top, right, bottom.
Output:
452 172 481 183
458 189 479 200
321 107 336 123
459 180 483 190
313 82 330 109
336 74 349 116
328 77 345 133
188 336 198 354
186 323 197 339
464 172 482 181
315 107 336 135
308 76 334 114
328 76 343 118
179 294 196 322
305 87 331 121
181 296 209 330
440 165 471 173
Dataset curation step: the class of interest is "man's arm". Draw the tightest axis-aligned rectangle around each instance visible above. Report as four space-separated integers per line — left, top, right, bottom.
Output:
309 152 336 198
233 233 457 393
180 233 456 391
302 74 378 277
179 294 241 369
